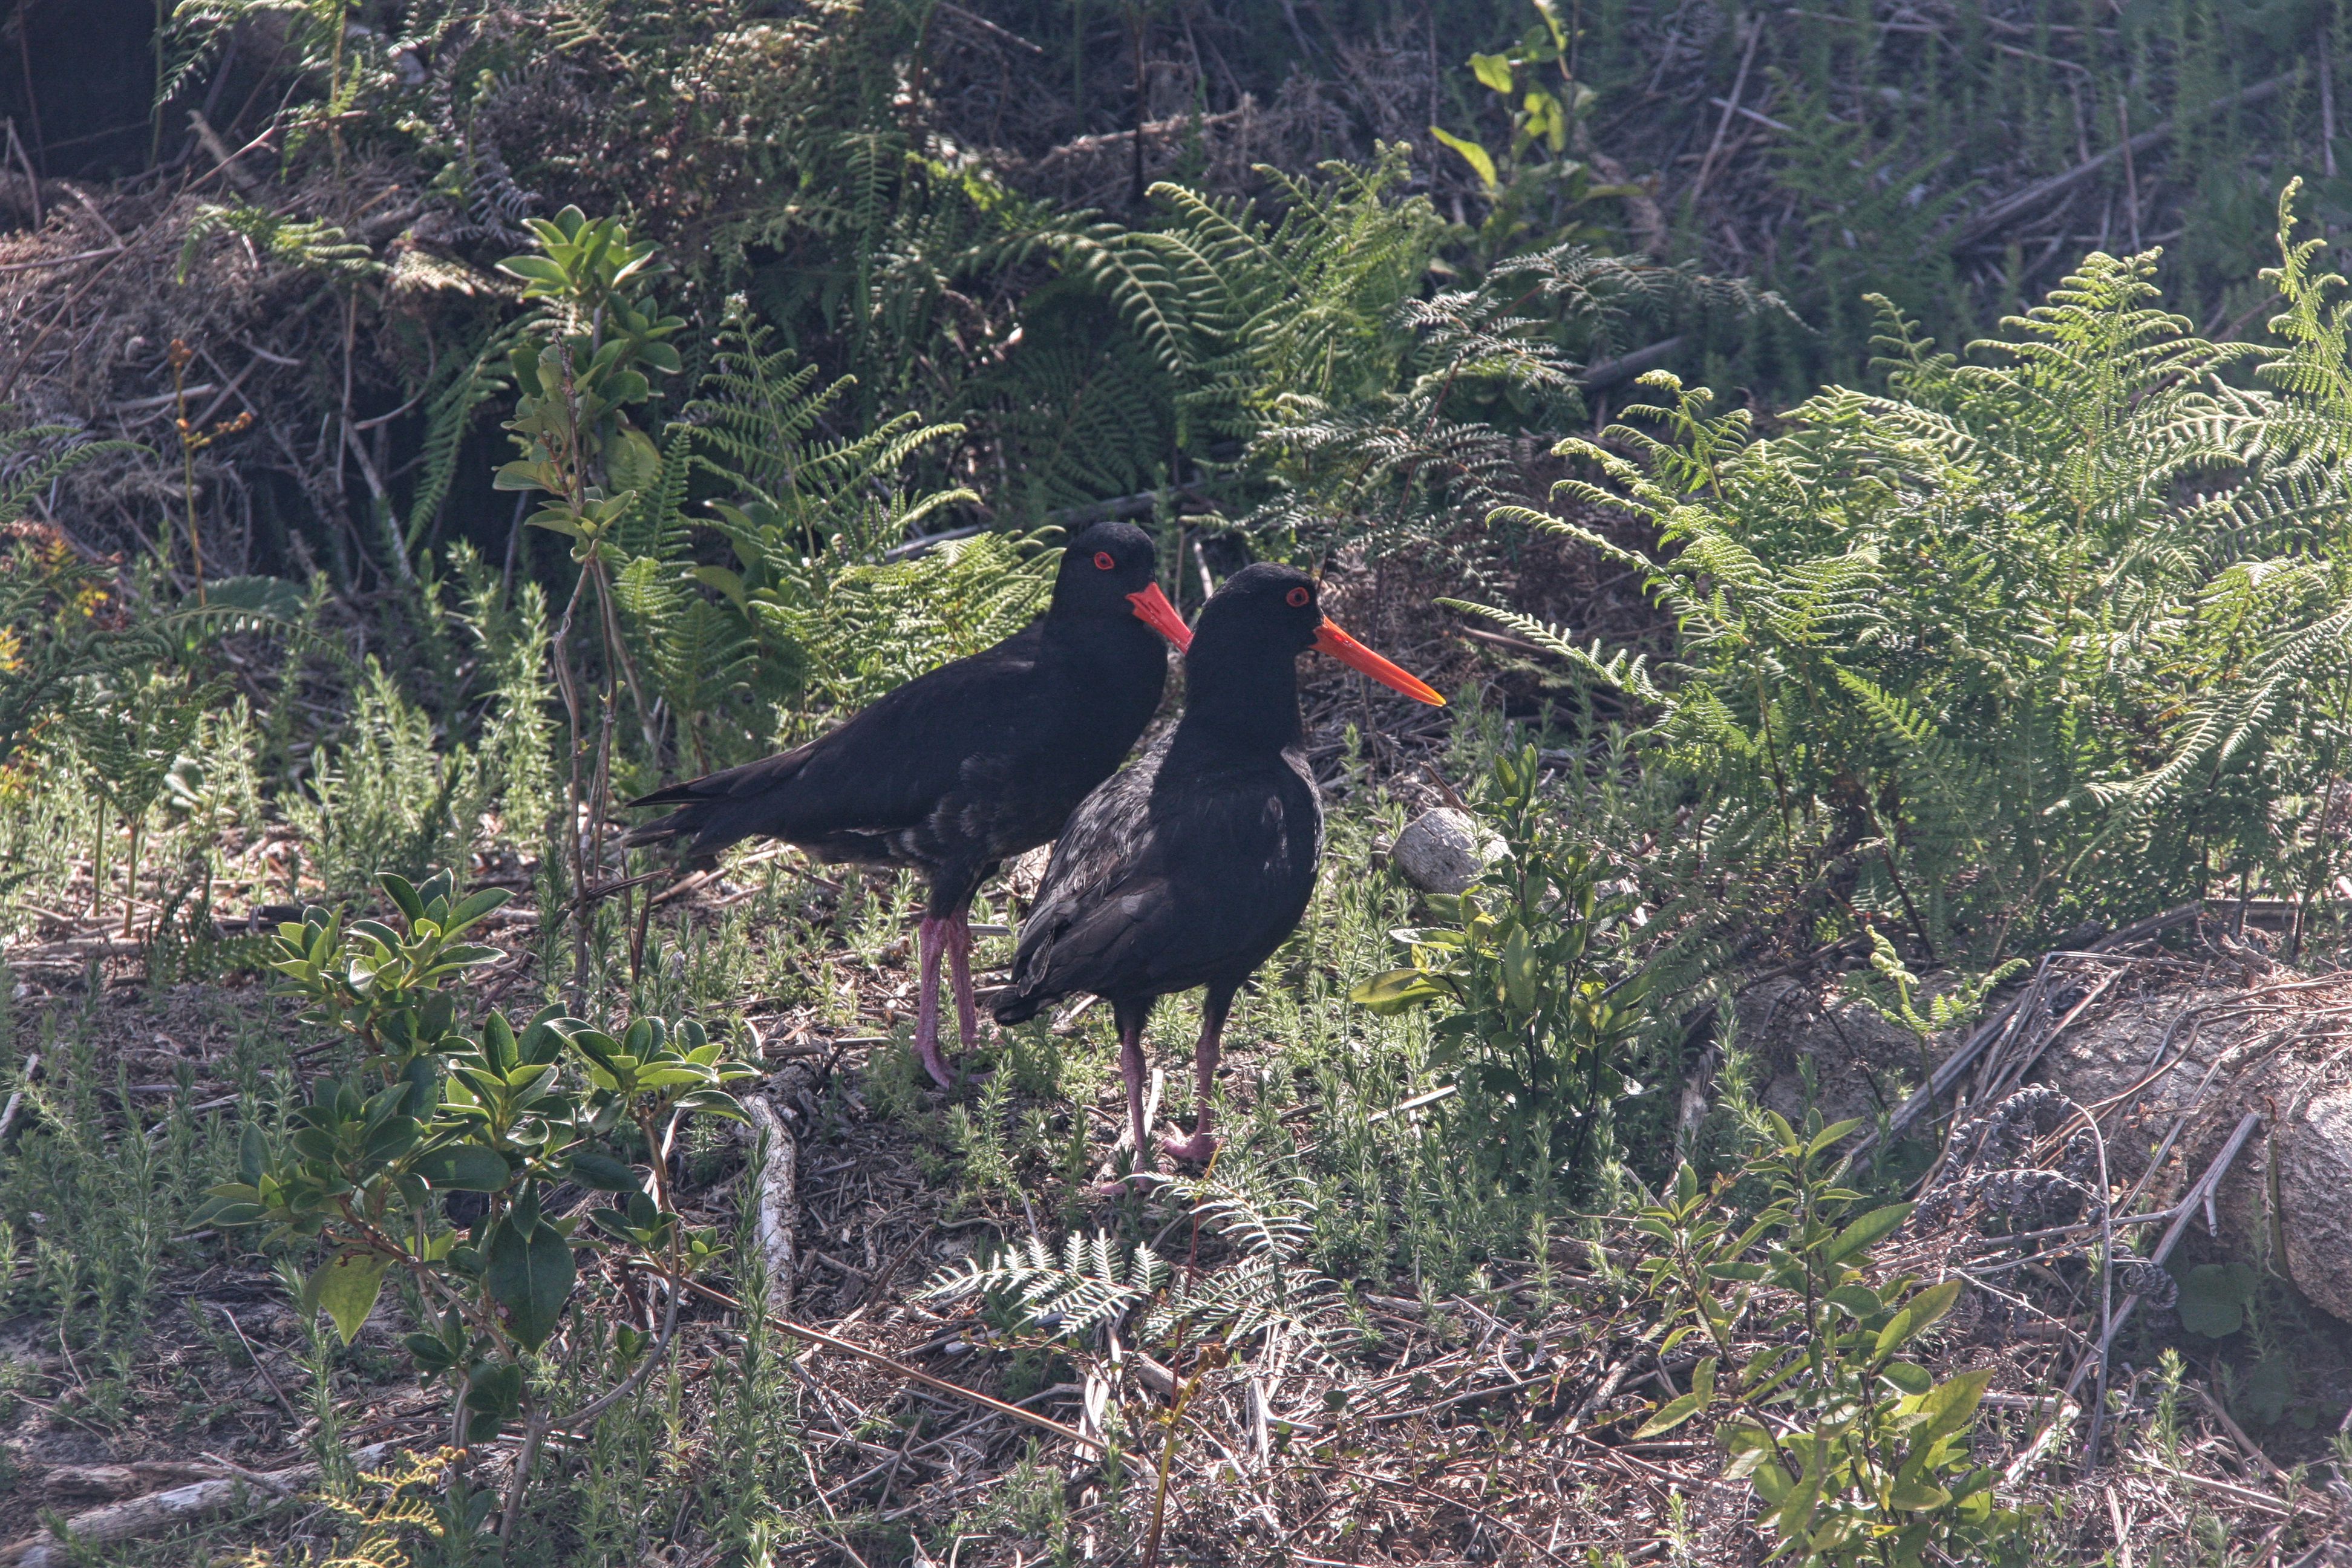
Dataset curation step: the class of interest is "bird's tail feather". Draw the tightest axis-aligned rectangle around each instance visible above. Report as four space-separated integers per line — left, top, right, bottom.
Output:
621 751 807 856
990 975 1056 1026
617 797 763 857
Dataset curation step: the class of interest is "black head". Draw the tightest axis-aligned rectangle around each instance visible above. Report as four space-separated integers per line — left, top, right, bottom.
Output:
1181 563 1440 751
1047 522 1187 649
1189 562 1324 657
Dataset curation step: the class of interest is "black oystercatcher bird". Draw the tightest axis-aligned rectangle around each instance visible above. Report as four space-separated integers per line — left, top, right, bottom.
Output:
992 563 1443 1175
623 521 1192 1088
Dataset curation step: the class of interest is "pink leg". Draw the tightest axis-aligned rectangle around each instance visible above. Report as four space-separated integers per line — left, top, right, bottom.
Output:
1100 1003 1156 1193
913 915 953 1088
943 909 981 1053
1161 989 1230 1166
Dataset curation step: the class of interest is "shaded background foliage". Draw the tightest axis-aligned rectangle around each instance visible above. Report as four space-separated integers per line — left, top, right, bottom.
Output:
15 0 2352 596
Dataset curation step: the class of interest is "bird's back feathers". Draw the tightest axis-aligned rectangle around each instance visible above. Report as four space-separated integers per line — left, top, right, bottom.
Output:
993 731 1322 1021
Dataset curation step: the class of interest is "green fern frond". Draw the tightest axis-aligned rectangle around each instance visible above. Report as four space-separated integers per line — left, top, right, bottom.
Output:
178 202 374 283
1438 599 1670 705
0 425 145 520
919 1231 1168 1338
404 321 524 554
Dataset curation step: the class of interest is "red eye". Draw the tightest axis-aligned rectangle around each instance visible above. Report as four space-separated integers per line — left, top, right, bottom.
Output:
1286 586 1311 608
1093 551 1116 570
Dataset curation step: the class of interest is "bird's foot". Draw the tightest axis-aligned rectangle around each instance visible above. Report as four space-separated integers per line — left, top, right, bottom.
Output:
1094 1168 1165 1198
915 1039 955 1090
1158 1130 1218 1166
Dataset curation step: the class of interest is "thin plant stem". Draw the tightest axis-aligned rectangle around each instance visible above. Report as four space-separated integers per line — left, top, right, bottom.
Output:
122 815 140 939
169 339 206 602
88 797 106 919
549 568 592 1013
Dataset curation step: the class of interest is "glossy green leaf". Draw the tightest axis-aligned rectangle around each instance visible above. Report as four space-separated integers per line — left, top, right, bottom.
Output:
1346 967 1452 1013
414 1144 514 1194
1881 1359 1934 1394
1631 1356 1714 1437
378 872 425 922
1826 1282 1884 1319
2176 1262 2257 1338
1823 1203 1912 1265
1874 1278 1962 1359
1429 126 1498 191
1889 1478 1953 1511
568 1151 639 1192
307 1252 390 1345
483 1214 575 1351
1469 51 1516 93
1912 1367 1994 1444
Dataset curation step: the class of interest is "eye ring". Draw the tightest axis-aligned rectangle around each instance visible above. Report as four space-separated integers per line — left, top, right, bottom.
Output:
1285 586 1311 608
1093 550 1117 571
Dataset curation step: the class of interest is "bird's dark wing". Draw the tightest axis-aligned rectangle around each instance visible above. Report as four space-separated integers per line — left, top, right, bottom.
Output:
625 622 1053 859
993 738 1320 1021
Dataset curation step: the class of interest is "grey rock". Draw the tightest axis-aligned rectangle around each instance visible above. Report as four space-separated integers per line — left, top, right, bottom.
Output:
2282 1086 2352 1321
1391 808 1502 896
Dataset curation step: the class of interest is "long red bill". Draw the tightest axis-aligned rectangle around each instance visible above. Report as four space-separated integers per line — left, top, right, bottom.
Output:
1127 582 1194 652
1312 618 1446 706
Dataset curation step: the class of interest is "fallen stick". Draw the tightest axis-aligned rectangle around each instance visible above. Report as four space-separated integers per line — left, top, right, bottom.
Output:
2066 1110 2264 1402
36 1462 223 1501
0 1052 39 1149
735 1094 798 1313
675 1277 1089 1446
2130 1458 2324 1520
1856 903 2200 1167
1578 336 1687 392
1 1442 400 1566
1688 16 1762 204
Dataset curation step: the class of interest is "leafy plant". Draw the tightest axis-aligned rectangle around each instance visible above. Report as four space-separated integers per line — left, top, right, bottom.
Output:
1431 1 1638 260
286 659 488 903
1632 1118 2033 1567
200 868 756 1549
1353 742 1655 1197
492 202 687 987
64 667 224 934
622 303 1049 750
1059 148 1780 567
177 204 374 283
2175 1263 2259 1339
0 529 121 786
1840 929 2024 1048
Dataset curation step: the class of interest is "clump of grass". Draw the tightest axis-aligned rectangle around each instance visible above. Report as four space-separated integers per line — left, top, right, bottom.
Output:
943 1067 1016 1205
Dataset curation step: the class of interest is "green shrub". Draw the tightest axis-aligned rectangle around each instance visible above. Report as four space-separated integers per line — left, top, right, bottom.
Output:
1463 185 2352 970
1351 742 1655 1200
287 661 486 902
1633 1119 2033 1567
202 868 756 1553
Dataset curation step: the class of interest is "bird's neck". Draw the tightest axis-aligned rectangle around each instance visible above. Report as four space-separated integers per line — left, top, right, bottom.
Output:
1039 612 1160 681
1172 650 1303 759
1044 607 1149 653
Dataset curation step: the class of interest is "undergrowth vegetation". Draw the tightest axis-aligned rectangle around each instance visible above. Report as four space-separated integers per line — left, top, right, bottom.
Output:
1 1 2351 1564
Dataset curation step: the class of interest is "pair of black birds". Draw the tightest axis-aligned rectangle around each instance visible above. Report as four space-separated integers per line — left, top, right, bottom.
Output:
625 522 1442 1177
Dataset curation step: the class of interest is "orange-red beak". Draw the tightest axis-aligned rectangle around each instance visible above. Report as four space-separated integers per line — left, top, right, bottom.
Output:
1128 582 1193 652
1312 618 1446 705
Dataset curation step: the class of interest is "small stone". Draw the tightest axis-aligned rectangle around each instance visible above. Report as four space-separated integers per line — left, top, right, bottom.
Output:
1390 808 1502 896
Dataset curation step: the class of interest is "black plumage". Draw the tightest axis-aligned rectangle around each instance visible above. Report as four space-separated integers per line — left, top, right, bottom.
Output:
994 562 1443 1175
624 520 1191 1086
